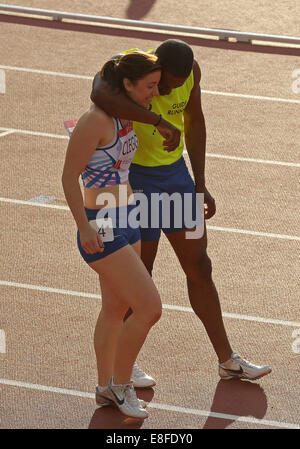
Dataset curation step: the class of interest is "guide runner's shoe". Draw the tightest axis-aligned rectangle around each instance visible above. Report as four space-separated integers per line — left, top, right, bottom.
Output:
219 353 272 380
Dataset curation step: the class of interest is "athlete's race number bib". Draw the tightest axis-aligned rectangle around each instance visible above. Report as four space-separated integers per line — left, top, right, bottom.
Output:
113 122 138 171
89 218 114 242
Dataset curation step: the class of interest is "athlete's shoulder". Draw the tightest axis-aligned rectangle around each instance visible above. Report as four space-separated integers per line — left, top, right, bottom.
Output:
192 59 201 85
84 105 112 127
71 106 113 144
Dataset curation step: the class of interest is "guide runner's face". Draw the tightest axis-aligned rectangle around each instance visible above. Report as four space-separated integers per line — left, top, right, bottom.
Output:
158 71 188 95
124 70 161 108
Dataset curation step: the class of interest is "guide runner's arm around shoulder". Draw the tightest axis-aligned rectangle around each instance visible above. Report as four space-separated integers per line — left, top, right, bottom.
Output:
90 72 181 152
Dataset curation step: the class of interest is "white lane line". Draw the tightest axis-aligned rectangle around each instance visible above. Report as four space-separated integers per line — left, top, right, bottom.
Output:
1 280 299 328
0 127 68 139
0 196 299 241
0 378 298 429
206 225 300 242
0 280 100 299
0 126 299 168
1 65 300 105
0 196 68 210
0 378 95 398
219 312 300 328
0 130 14 138
0 65 92 80
162 303 300 328
203 89 300 104
200 152 300 168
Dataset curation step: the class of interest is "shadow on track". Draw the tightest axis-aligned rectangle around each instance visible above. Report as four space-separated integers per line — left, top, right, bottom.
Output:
203 379 268 429
126 0 156 20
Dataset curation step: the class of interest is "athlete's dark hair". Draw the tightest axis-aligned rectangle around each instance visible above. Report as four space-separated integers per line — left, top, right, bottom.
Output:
100 51 161 92
155 40 194 78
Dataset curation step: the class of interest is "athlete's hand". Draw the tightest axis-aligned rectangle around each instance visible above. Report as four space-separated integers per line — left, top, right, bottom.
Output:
203 187 216 220
157 118 181 152
79 224 104 254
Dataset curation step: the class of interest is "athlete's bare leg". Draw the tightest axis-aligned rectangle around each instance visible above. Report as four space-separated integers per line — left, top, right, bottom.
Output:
165 225 232 363
123 239 160 321
90 241 162 386
140 227 232 363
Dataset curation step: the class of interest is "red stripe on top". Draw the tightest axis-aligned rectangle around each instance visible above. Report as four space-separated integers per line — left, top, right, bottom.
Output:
118 122 133 138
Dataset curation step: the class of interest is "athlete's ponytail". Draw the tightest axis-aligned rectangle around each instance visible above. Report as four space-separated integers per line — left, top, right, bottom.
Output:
100 58 121 90
100 51 161 92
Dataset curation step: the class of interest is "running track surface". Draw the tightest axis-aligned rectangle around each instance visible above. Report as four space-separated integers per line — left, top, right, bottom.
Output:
0 0 299 430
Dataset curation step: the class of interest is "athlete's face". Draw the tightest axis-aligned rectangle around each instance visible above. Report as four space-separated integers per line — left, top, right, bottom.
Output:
124 70 161 108
158 71 188 96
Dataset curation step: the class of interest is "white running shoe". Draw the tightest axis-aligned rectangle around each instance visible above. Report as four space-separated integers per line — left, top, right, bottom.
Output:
95 386 147 408
219 353 272 380
106 378 149 419
131 363 156 388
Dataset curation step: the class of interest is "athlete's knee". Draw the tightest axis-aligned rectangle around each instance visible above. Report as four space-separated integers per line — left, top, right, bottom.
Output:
145 303 162 327
136 301 162 327
150 304 162 325
101 302 128 323
185 253 213 284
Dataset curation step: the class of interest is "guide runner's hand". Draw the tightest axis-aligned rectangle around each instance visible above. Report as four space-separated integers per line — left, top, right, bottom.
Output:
203 187 216 220
157 118 181 152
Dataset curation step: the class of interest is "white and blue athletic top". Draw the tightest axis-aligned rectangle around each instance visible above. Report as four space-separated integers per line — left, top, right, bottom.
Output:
64 117 139 188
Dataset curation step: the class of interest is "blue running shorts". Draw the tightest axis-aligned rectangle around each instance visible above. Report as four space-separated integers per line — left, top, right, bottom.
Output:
77 203 140 263
129 157 203 242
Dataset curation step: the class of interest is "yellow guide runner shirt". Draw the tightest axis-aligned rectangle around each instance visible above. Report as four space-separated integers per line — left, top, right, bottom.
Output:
132 70 194 167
